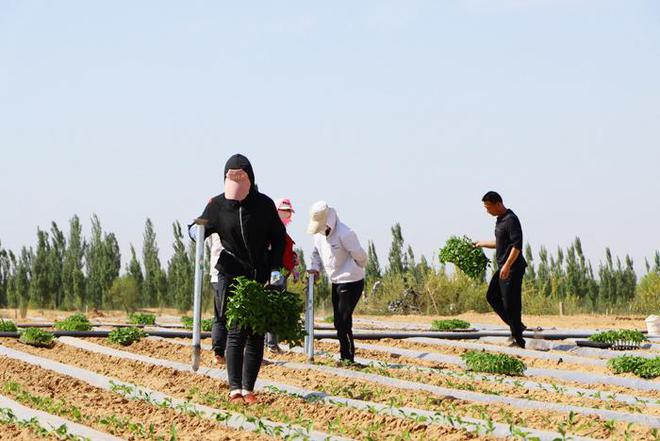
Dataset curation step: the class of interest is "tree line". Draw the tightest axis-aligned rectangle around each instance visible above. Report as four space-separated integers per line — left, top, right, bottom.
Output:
1 217 658 316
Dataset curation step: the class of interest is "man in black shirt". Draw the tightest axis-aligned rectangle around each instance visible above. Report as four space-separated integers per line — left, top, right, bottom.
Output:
475 191 527 348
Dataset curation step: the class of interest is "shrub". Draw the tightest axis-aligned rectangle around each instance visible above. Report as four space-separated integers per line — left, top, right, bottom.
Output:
108 327 145 346
439 236 489 280
128 313 156 326
0 319 18 332
608 355 659 379
226 277 305 347
54 313 92 331
19 328 55 348
462 350 526 376
431 319 471 331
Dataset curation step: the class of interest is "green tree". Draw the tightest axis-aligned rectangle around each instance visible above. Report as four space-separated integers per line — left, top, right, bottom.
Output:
15 247 32 317
167 221 193 311
29 229 51 308
5 251 18 308
536 246 551 297
107 275 140 313
524 244 536 284
142 218 166 307
127 244 144 293
0 241 10 308
365 241 382 279
48 222 66 309
387 223 405 275
62 215 86 309
84 215 120 309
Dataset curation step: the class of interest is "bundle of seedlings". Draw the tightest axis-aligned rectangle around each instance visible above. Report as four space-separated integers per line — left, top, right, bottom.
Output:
439 235 489 280
181 316 213 331
0 319 18 332
461 350 526 376
54 312 92 331
431 319 471 331
226 276 306 347
608 355 660 379
108 326 145 346
19 328 55 348
128 312 156 325
589 329 647 350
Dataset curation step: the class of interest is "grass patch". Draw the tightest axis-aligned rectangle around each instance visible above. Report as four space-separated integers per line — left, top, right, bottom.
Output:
608 355 659 379
108 327 145 346
461 350 526 376
54 313 92 331
431 319 471 331
18 328 55 348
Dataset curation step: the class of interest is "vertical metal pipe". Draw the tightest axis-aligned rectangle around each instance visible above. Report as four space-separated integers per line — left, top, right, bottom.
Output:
191 223 205 371
305 273 315 362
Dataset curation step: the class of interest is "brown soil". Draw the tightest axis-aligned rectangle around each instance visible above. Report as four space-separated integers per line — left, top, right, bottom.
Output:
33 337 657 440
0 421 64 440
355 313 649 330
0 354 266 440
0 339 485 440
314 340 660 401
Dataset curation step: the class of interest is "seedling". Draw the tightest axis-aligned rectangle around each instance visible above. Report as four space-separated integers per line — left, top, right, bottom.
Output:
128 312 156 325
462 351 526 376
431 319 471 331
54 313 92 331
439 235 490 279
108 327 145 346
0 319 18 332
18 327 55 348
608 355 659 379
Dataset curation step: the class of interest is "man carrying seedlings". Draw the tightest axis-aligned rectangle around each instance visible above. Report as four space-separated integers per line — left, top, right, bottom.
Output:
308 201 368 364
474 191 527 348
192 153 286 404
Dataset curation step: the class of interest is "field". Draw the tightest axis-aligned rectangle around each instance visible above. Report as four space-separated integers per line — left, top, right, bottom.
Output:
0 310 658 440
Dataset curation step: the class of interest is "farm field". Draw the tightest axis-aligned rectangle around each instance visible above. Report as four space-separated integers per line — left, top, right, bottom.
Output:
0 312 658 440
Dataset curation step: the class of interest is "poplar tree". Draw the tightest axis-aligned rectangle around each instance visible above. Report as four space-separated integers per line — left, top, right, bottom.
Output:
167 221 193 311
62 215 86 309
30 229 51 308
142 218 166 307
387 223 405 274
48 222 66 309
365 241 382 279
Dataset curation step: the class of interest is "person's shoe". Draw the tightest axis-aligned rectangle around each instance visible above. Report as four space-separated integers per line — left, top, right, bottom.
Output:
267 345 284 355
261 358 273 366
508 339 526 349
228 392 243 403
242 392 258 405
214 354 226 365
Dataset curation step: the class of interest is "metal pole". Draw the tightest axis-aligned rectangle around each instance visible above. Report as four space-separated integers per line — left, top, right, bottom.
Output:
305 273 315 362
191 223 205 371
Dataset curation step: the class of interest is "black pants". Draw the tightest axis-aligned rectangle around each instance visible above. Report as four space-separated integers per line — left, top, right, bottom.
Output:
226 321 264 392
487 268 525 344
211 277 230 357
332 279 364 362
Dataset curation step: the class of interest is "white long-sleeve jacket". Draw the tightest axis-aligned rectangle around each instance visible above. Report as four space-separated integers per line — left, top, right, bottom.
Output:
310 208 367 284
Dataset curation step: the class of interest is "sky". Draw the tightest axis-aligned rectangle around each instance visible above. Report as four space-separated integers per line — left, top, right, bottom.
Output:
1 1 659 275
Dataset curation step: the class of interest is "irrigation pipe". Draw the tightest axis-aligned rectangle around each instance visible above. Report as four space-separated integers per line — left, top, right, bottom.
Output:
57 337 591 441
0 345 344 441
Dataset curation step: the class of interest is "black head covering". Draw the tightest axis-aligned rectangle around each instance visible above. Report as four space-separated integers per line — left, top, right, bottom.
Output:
224 154 255 185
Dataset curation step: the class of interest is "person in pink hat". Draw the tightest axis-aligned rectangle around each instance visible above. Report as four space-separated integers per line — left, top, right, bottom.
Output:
265 198 298 354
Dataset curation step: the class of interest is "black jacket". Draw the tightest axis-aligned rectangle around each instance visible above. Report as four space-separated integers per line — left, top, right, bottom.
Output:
200 189 286 283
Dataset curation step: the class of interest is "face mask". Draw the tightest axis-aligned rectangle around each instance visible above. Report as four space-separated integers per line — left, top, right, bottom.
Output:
278 210 292 226
224 169 251 201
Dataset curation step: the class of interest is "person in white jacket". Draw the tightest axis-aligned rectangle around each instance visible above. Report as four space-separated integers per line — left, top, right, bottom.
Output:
307 201 367 363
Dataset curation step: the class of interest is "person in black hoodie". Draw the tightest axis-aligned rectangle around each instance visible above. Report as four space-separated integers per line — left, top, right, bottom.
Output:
194 154 286 404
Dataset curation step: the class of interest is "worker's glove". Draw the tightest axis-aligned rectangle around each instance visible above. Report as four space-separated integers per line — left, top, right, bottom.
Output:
269 271 285 289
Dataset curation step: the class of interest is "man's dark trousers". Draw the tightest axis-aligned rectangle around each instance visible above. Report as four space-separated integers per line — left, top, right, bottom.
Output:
486 267 525 345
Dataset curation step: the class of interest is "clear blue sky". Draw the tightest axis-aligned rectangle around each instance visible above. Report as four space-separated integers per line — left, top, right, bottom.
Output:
1 1 659 274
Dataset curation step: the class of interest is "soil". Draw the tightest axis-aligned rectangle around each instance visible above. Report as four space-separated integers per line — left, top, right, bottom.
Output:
0 339 485 440
22 337 656 440
0 354 267 440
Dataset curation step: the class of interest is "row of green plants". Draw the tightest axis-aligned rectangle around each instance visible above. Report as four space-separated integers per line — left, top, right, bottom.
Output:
608 356 659 379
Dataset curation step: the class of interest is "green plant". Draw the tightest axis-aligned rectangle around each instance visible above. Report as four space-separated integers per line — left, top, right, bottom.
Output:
439 236 489 280
461 351 526 376
18 328 55 348
180 316 213 332
226 277 306 347
590 329 647 349
0 319 18 332
54 313 92 331
431 319 471 331
608 355 659 379
108 327 145 346
128 312 156 325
